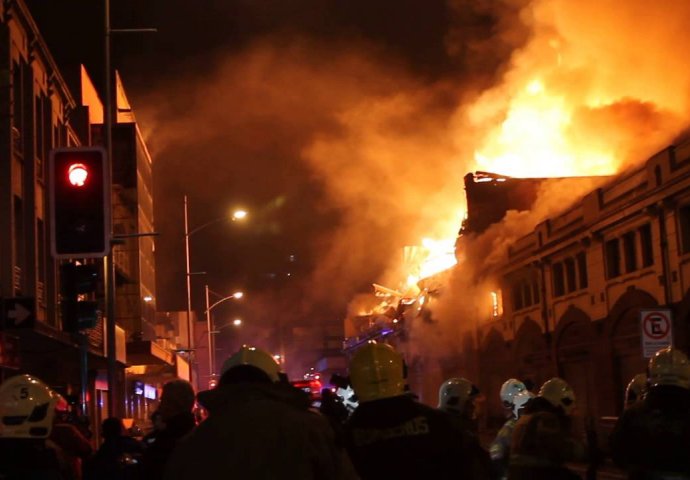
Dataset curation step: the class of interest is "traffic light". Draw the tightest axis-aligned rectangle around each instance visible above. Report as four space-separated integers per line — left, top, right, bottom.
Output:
59 262 101 332
49 147 110 258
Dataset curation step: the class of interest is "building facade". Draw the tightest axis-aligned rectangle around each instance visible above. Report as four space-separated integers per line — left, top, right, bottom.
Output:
0 0 186 432
477 139 690 422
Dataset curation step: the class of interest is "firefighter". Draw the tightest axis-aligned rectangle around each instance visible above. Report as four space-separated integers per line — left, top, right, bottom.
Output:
623 373 648 410
500 379 527 414
344 342 485 479
490 390 534 480
164 345 357 479
438 377 481 433
0 374 68 479
611 347 690 479
508 377 586 480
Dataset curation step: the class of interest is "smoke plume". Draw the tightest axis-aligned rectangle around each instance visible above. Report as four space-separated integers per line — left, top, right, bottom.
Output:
137 0 690 373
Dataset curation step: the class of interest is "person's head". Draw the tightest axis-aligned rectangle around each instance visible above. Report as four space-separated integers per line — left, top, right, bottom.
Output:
158 380 195 421
538 377 576 415
101 417 124 441
648 347 690 390
500 378 526 410
624 373 648 409
0 374 68 439
512 390 534 419
219 345 280 386
438 377 479 418
349 342 406 403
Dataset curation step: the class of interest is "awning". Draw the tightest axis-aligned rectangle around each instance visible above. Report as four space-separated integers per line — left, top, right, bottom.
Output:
126 340 175 366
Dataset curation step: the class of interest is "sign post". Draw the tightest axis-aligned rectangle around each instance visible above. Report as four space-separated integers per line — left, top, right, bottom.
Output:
640 309 673 358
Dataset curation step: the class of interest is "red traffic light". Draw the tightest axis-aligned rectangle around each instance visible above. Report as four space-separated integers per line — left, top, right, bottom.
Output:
67 163 89 187
49 147 110 258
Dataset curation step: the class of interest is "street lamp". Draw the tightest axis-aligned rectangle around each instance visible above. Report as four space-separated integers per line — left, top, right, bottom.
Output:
204 285 245 385
184 195 247 387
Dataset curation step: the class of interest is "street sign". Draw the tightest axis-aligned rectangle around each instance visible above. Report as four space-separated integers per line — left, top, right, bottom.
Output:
1 297 36 329
640 309 673 358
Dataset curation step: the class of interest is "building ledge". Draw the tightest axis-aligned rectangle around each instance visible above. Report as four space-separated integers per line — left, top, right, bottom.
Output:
126 340 174 366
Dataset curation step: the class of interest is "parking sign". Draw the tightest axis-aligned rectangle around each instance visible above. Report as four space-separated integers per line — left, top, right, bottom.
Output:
640 309 673 358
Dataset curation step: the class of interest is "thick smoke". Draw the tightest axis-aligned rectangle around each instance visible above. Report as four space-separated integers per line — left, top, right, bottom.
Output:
137 0 690 374
416 0 690 361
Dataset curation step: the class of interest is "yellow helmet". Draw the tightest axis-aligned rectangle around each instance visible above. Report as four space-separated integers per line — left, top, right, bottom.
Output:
0 374 66 438
349 342 405 403
221 345 280 382
648 347 690 389
539 377 576 415
624 373 648 408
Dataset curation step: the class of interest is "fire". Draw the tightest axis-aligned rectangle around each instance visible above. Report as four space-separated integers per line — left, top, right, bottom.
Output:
403 237 458 291
466 0 690 180
472 77 617 178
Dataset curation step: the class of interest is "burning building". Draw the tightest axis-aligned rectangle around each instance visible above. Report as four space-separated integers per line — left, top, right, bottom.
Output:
456 137 690 424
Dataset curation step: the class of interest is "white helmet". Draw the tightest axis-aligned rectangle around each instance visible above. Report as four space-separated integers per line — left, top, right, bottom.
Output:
500 378 526 408
336 385 359 414
512 390 534 418
438 377 478 415
221 345 281 382
539 377 576 415
648 347 690 390
624 373 648 408
0 374 67 438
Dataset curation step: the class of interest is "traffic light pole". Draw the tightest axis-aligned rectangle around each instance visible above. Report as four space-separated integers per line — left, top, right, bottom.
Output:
79 333 89 416
104 0 119 417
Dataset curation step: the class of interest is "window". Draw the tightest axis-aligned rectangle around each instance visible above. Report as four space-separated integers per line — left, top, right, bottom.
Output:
565 258 576 293
532 280 541 303
553 262 565 297
623 231 637 273
576 252 588 289
512 285 524 311
511 276 541 311
521 282 532 307
639 224 653 267
680 205 690 254
606 238 621 278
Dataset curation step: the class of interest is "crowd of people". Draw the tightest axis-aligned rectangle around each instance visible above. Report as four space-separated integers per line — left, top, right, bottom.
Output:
1 342 689 479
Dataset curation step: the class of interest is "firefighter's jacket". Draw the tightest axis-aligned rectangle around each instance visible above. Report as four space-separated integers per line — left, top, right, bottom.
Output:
164 382 358 480
508 398 585 480
344 394 487 479
611 385 690 480
490 417 517 479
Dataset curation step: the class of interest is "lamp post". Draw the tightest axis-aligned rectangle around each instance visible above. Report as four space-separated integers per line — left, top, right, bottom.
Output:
204 286 244 385
183 197 247 387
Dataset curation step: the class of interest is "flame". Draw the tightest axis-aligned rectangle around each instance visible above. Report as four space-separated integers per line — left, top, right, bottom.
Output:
472 77 617 178
403 237 458 290
466 0 689 180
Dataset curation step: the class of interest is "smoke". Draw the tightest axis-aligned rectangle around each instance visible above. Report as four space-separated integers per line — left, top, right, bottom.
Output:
136 0 690 374
463 0 690 178
401 0 690 362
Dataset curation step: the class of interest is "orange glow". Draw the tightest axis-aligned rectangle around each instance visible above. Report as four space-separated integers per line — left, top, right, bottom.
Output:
403 237 457 292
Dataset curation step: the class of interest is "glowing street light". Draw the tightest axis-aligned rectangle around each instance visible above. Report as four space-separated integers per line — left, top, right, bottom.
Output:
232 209 248 221
184 196 250 387
204 285 246 380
